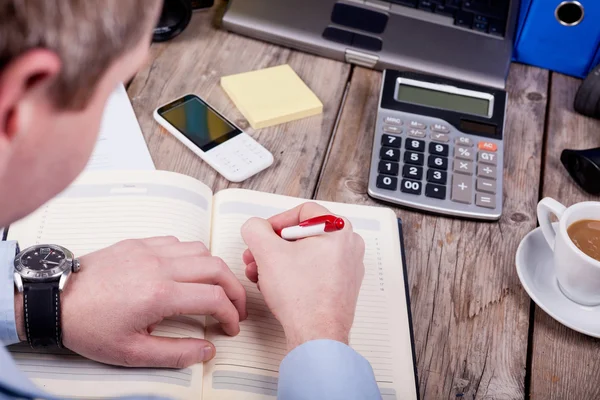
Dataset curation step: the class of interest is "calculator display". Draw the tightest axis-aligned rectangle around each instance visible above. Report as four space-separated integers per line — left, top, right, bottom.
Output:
395 78 492 118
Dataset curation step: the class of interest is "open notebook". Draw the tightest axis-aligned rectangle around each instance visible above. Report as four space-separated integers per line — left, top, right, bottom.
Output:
7 171 418 400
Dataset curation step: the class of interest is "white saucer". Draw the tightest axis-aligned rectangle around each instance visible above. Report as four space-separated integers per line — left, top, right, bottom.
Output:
516 226 600 338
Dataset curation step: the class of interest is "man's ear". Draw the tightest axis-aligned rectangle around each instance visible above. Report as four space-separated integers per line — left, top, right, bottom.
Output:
0 50 61 150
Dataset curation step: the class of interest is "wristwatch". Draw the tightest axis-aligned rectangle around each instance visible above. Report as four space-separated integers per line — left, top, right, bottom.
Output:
13 244 80 348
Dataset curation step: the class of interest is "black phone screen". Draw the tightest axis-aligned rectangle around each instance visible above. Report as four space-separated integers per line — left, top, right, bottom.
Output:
158 95 241 152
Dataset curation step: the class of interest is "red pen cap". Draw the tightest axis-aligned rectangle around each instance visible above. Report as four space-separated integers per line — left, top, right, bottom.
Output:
299 215 345 232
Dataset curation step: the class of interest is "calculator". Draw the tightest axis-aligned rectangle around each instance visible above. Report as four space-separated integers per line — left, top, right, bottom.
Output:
368 70 507 220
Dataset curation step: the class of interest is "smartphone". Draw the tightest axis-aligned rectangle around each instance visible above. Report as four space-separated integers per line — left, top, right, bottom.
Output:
154 94 273 182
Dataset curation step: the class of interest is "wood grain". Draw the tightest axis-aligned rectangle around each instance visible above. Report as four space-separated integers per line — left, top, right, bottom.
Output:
127 3 350 199
316 65 549 399
531 73 600 400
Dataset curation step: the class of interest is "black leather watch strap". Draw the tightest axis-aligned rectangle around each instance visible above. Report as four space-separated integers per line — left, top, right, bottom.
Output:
22 282 62 348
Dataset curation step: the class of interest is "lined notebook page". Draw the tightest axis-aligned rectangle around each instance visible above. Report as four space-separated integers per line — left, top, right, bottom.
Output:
7 171 212 399
202 189 417 400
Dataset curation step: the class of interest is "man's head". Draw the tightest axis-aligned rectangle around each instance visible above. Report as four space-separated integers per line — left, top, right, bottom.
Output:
0 0 162 226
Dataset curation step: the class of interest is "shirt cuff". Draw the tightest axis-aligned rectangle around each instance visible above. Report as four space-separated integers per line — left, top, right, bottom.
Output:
278 339 382 400
0 241 19 346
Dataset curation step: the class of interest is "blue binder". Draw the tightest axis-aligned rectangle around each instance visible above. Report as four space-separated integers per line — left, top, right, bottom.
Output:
514 0 600 78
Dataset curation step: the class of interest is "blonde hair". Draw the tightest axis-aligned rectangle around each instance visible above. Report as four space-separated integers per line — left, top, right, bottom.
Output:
0 0 160 109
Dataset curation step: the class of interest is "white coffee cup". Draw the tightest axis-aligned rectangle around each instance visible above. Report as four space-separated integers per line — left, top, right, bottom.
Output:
537 198 600 306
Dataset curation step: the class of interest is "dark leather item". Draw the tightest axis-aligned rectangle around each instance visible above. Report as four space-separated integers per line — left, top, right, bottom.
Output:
23 282 62 348
561 147 600 195
153 0 193 42
574 64 600 120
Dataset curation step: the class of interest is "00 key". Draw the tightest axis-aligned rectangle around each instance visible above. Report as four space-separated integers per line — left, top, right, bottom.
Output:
401 179 422 195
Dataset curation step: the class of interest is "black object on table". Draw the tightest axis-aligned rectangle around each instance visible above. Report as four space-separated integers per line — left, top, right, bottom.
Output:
561 148 600 195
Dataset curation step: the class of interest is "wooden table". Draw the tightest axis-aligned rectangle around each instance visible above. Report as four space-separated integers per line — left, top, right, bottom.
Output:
128 5 600 399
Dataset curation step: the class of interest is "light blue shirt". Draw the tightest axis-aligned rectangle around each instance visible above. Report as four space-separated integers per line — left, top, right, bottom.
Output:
0 241 18 346
0 241 381 399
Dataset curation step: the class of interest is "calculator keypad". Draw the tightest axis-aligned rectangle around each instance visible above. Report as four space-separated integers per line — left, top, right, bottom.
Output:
372 114 502 218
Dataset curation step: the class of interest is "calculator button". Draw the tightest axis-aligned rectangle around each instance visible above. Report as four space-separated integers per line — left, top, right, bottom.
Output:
476 193 496 209
454 145 475 161
383 125 402 134
453 159 474 175
478 151 498 165
381 134 402 148
429 142 449 156
384 116 403 126
477 178 496 194
478 141 497 152
431 123 450 133
451 174 473 204
409 120 426 129
402 165 423 180
404 151 424 166
406 139 425 152
380 147 401 161
378 161 399 176
377 175 398 190
428 155 448 170
477 165 497 180
400 179 422 195
425 183 446 199
431 132 450 143
408 129 426 138
427 169 447 184
455 136 474 147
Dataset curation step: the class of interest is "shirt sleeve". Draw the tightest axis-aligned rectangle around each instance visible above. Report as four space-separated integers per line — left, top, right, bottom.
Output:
278 339 382 400
0 241 19 346
0 346 169 400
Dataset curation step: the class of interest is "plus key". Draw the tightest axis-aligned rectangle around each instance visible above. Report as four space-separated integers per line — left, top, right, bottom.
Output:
451 174 473 204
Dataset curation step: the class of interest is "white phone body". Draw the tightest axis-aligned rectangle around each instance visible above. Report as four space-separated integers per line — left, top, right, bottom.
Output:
153 94 273 182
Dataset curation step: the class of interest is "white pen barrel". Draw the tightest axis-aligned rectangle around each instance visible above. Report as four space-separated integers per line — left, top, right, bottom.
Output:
280 223 326 240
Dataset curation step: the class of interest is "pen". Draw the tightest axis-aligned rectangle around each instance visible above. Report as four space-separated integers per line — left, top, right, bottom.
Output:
276 214 345 241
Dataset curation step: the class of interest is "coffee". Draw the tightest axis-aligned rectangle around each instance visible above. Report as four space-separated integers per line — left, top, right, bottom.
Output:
567 219 600 261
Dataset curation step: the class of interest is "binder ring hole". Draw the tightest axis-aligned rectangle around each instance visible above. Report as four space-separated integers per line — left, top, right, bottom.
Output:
555 1 584 26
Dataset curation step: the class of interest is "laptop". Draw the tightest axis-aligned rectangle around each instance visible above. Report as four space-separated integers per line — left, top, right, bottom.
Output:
222 0 520 89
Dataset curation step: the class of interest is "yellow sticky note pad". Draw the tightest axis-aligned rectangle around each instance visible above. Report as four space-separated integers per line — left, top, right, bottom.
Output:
221 64 323 129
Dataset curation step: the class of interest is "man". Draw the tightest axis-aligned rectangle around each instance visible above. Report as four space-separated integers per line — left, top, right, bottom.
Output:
0 1 381 399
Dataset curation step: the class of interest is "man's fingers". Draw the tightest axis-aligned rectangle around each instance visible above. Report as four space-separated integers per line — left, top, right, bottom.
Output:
267 202 334 232
128 336 215 368
166 283 241 336
245 262 258 283
241 217 285 252
153 241 210 258
169 257 247 320
242 248 255 265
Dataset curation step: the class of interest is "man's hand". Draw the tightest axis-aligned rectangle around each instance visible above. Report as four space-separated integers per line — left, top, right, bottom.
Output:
241 203 365 351
18 237 247 368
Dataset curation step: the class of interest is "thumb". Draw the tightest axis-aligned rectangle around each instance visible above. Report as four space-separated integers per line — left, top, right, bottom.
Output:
241 217 283 253
130 336 216 368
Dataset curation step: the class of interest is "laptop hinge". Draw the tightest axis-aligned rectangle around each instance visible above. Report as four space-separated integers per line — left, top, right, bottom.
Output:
345 49 379 68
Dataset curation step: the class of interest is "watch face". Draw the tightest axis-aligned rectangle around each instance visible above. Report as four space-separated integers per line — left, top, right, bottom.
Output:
15 245 71 280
